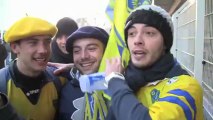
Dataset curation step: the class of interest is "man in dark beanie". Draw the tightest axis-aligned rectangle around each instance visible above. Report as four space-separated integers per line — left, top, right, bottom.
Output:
50 17 78 63
105 5 204 120
49 26 109 120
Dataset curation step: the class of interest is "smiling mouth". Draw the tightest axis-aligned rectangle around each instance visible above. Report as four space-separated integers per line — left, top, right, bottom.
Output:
80 62 93 67
35 58 46 61
33 58 47 64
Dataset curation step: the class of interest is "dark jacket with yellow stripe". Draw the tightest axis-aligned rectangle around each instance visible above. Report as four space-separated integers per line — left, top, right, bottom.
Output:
0 61 66 120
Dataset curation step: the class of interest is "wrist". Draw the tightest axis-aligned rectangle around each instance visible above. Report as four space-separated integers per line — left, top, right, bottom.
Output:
105 72 125 84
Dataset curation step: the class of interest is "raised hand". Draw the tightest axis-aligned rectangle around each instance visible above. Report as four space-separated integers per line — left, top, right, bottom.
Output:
105 57 124 76
47 62 74 75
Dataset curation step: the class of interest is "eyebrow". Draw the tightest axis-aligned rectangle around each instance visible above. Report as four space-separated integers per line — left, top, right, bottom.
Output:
129 25 136 29
73 43 99 48
87 43 99 46
130 24 151 28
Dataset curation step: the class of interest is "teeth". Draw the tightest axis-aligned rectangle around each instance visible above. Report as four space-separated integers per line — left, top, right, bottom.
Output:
135 54 143 57
133 51 146 57
35 58 46 61
81 63 92 67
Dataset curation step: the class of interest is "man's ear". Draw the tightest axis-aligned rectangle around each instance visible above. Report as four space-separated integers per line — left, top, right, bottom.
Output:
10 42 19 54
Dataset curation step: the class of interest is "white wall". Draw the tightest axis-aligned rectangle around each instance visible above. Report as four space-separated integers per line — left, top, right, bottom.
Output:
0 0 110 30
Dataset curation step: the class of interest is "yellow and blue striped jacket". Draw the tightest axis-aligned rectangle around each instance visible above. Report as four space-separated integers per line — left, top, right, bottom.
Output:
105 60 204 120
137 75 203 120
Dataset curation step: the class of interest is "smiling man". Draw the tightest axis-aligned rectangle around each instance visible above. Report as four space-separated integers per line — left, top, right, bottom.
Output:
58 26 109 120
0 16 66 120
72 37 105 75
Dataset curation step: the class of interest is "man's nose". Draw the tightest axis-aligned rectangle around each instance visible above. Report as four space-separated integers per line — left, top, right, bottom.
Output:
134 34 144 46
61 37 67 44
38 43 48 53
81 50 90 59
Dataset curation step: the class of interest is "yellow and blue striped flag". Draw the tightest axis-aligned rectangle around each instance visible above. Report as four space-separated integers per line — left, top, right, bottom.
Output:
99 0 152 72
100 0 152 99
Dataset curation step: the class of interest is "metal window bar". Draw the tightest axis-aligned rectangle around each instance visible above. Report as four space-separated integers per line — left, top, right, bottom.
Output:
205 37 213 40
205 12 213 17
203 59 213 65
177 59 194 75
177 19 196 28
176 49 195 57
179 37 195 40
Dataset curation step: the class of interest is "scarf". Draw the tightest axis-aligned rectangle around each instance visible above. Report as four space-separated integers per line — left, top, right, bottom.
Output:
125 53 188 92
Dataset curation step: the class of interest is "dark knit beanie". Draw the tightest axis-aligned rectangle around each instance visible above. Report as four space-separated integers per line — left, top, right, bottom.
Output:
55 17 78 38
66 26 109 53
125 5 173 53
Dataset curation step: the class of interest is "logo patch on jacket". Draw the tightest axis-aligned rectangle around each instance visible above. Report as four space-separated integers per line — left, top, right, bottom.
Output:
151 89 160 103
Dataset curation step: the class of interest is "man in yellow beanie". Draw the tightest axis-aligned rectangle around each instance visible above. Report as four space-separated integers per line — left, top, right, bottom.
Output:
0 16 67 120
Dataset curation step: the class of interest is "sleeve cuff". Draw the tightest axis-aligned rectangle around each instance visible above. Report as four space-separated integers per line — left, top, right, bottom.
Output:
105 72 125 84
